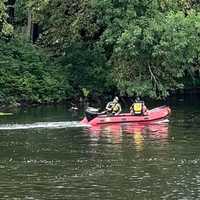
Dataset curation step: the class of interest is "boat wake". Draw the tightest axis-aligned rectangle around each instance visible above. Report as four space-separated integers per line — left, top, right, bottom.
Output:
153 119 169 124
0 121 90 130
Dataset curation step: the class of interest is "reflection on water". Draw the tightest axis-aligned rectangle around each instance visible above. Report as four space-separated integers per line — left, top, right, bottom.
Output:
133 128 144 151
88 122 169 151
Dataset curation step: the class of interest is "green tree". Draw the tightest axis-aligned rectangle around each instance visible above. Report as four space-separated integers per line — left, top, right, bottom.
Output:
36 0 200 98
110 10 200 98
14 0 49 40
1 0 200 106
0 37 71 105
0 0 13 37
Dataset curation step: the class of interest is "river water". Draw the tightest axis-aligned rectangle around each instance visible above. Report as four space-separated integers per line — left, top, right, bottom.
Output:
0 99 200 200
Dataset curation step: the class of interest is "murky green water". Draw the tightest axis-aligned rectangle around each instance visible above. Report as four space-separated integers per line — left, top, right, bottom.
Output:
0 100 200 199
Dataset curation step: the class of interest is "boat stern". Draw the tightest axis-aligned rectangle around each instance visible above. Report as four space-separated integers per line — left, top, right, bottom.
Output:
80 117 88 124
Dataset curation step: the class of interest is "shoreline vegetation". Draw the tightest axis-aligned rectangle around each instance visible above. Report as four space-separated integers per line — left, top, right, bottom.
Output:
1 0 200 109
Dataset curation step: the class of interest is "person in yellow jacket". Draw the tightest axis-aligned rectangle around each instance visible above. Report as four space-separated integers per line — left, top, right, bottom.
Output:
106 96 122 115
130 97 148 115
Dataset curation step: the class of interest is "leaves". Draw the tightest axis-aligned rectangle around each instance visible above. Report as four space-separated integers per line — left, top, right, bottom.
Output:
0 0 200 105
37 0 200 98
0 38 70 105
0 0 13 37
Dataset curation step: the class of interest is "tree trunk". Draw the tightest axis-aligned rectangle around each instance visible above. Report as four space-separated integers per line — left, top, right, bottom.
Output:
26 8 32 41
7 5 15 24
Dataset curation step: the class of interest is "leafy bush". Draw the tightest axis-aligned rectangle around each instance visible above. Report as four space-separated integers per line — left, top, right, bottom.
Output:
0 37 71 105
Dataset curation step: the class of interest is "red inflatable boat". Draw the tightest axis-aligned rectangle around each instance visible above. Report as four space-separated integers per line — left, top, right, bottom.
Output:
81 106 171 126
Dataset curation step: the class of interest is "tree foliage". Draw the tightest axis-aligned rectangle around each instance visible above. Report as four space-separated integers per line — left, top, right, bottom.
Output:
111 10 200 97
15 0 49 25
0 38 71 105
1 0 200 106
36 0 200 98
0 0 13 37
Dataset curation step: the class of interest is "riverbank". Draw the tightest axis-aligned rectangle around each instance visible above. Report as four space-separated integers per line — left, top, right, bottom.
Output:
2 87 200 115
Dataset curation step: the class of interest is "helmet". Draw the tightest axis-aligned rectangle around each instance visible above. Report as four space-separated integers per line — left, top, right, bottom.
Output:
135 97 140 102
113 96 119 102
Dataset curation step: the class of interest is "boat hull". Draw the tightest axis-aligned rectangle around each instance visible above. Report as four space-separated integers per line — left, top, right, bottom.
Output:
81 106 171 126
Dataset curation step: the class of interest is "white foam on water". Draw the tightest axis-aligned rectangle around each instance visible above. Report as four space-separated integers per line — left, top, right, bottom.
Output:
152 119 169 124
0 121 91 130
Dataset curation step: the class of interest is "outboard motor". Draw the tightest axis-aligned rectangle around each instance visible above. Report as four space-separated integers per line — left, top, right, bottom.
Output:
85 107 99 121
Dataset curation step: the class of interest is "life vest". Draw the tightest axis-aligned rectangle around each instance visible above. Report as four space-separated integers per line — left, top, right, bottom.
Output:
113 103 120 112
133 102 143 115
106 102 121 114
